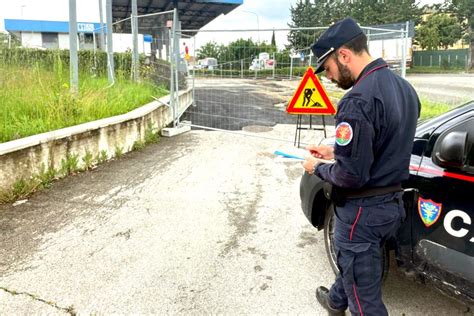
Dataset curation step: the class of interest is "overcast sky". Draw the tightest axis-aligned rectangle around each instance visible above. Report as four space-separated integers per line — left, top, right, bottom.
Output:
0 0 444 50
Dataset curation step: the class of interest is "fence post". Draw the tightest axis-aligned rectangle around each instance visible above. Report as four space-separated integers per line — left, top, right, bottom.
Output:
98 0 105 50
68 0 79 95
131 0 139 81
106 0 114 85
401 21 408 78
290 56 293 80
272 52 276 79
241 59 244 78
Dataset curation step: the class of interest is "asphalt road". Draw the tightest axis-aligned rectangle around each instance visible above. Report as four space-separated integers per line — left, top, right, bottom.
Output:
183 78 335 133
0 127 472 314
405 73 474 105
0 74 473 314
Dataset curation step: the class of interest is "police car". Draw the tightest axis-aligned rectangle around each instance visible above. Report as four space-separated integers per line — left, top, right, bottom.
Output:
300 101 474 304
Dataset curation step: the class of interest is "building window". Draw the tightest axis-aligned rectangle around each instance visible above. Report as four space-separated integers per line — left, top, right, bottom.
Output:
79 33 96 50
42 32 58 49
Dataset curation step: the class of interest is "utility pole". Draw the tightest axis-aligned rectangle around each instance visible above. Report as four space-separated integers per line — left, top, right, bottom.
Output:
69 0 79 95
106 0 115 84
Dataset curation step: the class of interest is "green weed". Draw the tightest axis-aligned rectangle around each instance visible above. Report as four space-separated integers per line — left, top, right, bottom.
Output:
36 164 56 188
132 140 145 151
114 146 124 159
98 150 108 163
82 150 94 170
144 123 160 144
60 153 79 176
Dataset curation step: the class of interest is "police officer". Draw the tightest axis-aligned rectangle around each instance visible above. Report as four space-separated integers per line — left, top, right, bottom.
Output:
302 17 420 315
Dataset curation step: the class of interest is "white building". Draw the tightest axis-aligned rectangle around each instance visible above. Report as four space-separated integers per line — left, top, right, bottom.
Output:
4 18 152 54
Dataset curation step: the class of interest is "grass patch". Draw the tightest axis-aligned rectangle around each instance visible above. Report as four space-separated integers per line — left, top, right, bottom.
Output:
419 98 454 120
0 64 167 143
327 91 453 121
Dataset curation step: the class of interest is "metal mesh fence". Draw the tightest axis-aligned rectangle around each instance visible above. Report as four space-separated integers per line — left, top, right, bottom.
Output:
179 25 406 145
0 8 178 143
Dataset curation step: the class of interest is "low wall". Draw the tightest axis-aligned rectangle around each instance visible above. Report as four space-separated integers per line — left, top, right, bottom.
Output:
0 88 193 191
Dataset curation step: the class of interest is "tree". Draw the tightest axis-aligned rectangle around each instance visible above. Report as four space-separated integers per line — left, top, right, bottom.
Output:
196 41 222 60
340 0 421 25
416 13 463 49
199 38 274 64
0 32 20 49
447 0 474 69
287 0 422 51
271 30 276 48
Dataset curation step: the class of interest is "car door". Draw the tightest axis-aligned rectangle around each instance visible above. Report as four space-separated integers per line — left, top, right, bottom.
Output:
408 109 474 300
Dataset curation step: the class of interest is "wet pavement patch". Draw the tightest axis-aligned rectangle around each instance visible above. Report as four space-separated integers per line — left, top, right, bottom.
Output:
242 125 273 133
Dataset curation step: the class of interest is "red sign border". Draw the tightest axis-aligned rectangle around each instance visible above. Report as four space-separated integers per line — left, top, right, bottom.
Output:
286 67 336 115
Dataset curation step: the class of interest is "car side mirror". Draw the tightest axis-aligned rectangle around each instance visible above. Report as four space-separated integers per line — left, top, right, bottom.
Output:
432 131 467 169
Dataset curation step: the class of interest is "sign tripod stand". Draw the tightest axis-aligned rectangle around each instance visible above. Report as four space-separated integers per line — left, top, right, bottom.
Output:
294 114 327 148
286 67 336 148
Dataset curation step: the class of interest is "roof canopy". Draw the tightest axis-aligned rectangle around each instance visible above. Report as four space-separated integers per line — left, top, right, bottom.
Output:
112 0 242 34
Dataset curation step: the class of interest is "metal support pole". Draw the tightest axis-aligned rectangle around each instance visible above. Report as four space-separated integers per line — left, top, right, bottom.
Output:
131 0 139 81
192 34 196 106
401 21 409 78
170 8 179 127
106 0 115 85
93 32 97 72
290 57 293 80
367 29 370 52
272 52 275 78
174 19 180 126
98 0 105 50
68 0 79 95
241 59 244 78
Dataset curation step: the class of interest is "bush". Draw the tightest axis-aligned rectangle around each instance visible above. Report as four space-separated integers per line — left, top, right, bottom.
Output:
0 47 145 78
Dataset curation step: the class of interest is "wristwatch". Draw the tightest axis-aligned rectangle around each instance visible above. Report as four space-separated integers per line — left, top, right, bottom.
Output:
312 163 319 176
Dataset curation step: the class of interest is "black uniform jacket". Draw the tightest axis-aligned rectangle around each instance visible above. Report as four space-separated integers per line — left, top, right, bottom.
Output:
316 58 420 189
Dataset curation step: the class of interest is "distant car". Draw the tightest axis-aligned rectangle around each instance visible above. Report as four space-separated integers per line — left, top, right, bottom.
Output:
300 101 474 305
197 57 218 70
249 52 275 71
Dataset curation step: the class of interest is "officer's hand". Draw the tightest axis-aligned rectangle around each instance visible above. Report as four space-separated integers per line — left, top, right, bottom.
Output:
305 144 334 160
302 156 321 175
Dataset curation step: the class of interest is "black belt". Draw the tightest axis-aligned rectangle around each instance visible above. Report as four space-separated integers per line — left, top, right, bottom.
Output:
340 184 402 199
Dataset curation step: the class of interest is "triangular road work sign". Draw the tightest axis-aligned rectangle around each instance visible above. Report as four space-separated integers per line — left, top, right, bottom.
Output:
286 67 336 115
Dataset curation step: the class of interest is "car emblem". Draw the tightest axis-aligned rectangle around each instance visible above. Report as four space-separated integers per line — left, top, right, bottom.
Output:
335 122 353 146
418 197 443 227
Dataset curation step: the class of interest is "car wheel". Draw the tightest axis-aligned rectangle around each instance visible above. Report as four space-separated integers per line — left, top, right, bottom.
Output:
323 203 390 283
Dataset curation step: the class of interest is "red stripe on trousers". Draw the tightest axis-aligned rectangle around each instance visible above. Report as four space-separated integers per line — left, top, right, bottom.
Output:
349 207 363 241
353 284 364 316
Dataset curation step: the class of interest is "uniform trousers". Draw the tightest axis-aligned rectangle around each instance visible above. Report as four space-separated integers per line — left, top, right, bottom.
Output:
329 192 405 315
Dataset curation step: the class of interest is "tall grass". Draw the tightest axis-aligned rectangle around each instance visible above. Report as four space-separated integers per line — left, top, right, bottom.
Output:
0 54 167 143
419 98 454 121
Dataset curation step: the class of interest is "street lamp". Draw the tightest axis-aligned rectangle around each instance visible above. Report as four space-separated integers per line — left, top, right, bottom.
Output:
243 10 260 43
20 5 27 18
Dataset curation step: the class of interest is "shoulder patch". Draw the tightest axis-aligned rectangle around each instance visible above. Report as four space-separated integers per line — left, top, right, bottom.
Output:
335 122 353 146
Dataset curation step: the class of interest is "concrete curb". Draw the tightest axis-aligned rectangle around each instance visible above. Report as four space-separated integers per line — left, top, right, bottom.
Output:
0 88 193 191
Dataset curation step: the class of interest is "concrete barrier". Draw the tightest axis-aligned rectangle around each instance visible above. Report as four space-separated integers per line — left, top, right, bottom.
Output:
0 88 193 191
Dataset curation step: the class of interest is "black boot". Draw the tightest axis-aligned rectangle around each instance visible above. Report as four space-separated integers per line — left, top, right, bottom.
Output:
316 286 346 315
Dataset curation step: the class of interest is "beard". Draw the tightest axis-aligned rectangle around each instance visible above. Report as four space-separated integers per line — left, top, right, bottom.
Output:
333 57 354 90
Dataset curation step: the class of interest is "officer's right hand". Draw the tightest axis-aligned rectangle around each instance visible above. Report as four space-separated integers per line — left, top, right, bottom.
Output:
305 144 334 160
